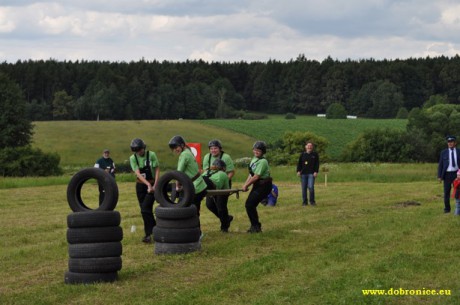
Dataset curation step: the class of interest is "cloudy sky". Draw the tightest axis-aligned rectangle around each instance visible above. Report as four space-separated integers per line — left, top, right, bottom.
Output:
1 0 460 63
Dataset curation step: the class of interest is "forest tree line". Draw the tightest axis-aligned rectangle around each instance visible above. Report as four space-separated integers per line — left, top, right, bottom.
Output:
1 54 460 121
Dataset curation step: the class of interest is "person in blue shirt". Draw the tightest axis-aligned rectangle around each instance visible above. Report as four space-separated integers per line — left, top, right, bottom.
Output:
261 184 278 207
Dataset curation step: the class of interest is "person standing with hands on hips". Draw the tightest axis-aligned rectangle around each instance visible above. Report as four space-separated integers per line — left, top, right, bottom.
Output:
94 148 115 205
129 138 160 243
242 141 272 233
297 142 319 206
438 135 460 213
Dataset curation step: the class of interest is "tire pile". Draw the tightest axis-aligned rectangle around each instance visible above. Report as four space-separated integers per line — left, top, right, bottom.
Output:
65 168 122 284
153 171 201 255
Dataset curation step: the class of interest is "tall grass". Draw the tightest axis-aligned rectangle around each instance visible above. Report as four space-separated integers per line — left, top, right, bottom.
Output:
0 173 458 305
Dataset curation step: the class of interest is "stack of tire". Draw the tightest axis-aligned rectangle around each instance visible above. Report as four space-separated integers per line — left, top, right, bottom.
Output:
64 168 123 284
153 171 201 255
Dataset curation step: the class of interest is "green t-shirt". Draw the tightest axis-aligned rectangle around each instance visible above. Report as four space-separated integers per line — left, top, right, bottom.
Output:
202 152 235 174
129 151 159 172
207 170 230 189
249 157 270 179
178 148 207 193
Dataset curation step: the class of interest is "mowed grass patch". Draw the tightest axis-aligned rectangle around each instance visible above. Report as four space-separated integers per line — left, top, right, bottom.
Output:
203 116 407 160
1 178 459 305
32 120 256 170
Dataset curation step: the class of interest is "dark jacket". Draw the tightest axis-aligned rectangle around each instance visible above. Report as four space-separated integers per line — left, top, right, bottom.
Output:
438 147 460 179
297 151 319 175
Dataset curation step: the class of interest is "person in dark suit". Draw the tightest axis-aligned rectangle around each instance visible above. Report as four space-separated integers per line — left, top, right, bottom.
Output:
438 135 460 213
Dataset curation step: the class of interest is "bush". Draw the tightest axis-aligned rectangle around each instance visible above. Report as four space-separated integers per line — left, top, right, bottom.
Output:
395 107 408 119
0 146 63 176
341 128 415 162
326 103 347 119
270 131 329 165
285 113 296 119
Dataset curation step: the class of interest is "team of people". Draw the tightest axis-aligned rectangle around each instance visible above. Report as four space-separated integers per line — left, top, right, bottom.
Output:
94 133 460 244
95 138 324 243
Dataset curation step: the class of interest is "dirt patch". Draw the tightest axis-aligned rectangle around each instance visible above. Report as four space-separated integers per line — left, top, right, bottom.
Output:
394 201 422 207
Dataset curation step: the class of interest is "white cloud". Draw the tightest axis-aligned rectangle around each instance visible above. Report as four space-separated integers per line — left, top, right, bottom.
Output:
0 0 460 62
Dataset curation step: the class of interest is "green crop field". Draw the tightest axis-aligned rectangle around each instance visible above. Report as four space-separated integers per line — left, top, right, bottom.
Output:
203 116 407 160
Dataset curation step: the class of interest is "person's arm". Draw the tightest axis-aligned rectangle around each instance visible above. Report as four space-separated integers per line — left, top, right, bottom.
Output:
152 166 160 191
134 169 154 193
227 170 235 181
438 151 444 181
242 174 260 192
296 154 302 176
313 153 320 178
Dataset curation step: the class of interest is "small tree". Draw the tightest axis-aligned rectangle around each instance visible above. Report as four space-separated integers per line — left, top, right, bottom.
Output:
326 103 347 119
395 107 408 119
0 73 33 148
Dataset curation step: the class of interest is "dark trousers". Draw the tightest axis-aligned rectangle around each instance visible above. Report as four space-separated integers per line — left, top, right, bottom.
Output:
98 183 105 205
245 181 272 227
135 183 156 236
443 171 456 212
206 195 230 230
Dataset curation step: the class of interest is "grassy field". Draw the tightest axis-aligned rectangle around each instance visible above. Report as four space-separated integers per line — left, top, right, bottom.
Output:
31 117 407 171
32 120 256 171
4 119 457 305
1 165 459 305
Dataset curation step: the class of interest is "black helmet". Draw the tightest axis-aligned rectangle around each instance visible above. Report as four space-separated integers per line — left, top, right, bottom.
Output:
253 141 267 154
212 159 226 170
208 139 222 149
168 135 186 149
130 138 146 152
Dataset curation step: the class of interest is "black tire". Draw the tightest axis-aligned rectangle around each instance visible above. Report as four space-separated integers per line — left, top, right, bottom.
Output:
68 257 122 273
67 211 121 228
67 226 123 244
64 271 118 284
67 167 119 212
68 242 122 258
154 241 201 255
155 171 194 207
156 216 199 229
153 227 200 243
155 205 197 220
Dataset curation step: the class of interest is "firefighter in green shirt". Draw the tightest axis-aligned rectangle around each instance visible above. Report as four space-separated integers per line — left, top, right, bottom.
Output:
202 139 235 188
242 141 272 233
203 159 233 232
129 138 160 243
168 135 207 219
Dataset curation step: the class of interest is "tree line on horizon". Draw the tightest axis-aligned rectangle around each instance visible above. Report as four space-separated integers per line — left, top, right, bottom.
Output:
0 54 459 121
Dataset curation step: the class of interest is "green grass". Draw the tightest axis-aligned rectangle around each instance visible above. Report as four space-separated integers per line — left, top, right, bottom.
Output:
203 116 407 160
1 164 459 305
0 163 436 189
32 120 256 170
31 118 406 172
